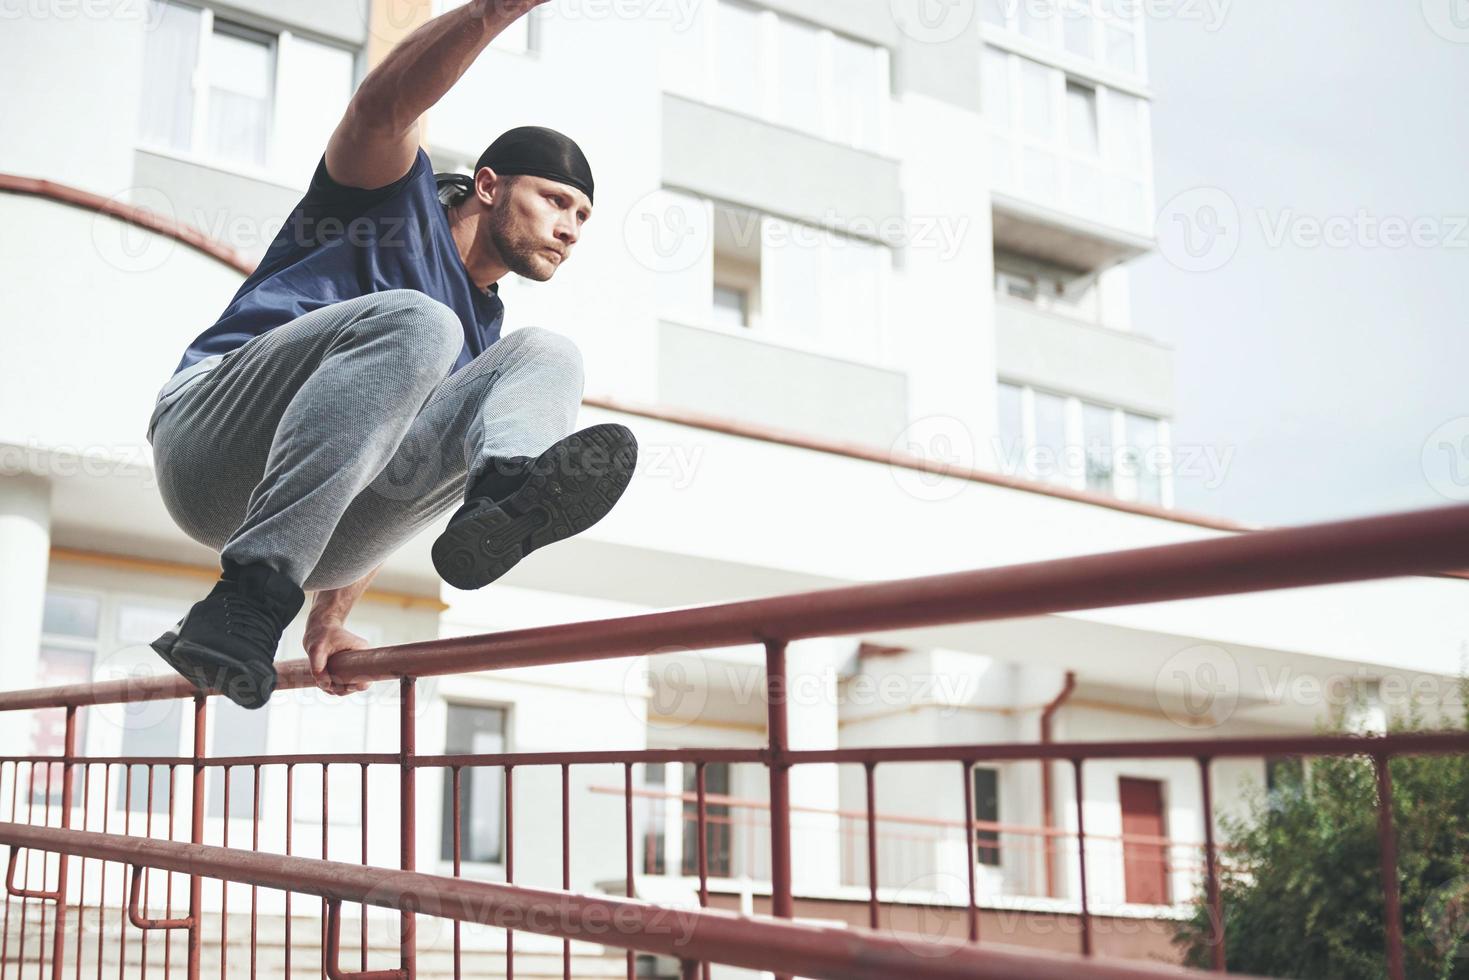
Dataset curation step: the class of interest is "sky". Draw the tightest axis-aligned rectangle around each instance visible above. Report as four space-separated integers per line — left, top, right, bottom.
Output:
1129 0 1469 527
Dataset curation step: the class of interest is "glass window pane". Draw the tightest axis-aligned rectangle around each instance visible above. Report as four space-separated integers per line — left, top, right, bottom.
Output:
831 34 884 151
1083 402 1114 494
1064 3 1093 57
1032 392 1067 485
204 24 274 167
996 383 1024 467
139 0 201 151
778 17 823 136
761 217 825 345
712 285 748 328
1018 0 1055 44
683 763 731 877
1104 90 1145 170
981 48 1010 129
823 234 888 357
1019 58 1054 140
273 34 355 183
440 705 506 864
981 0 1009 27
1126 412 1163 504
1065 81 1099 155
1105 23 1137 73
973 767 1000 866
42 592 100 638
715 0 765 119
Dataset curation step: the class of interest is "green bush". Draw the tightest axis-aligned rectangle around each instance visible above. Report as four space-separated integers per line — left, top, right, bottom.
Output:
1174 704 1469 978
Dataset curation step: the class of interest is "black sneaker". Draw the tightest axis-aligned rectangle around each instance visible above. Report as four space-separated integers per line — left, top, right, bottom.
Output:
150 558 305 709
432 423 638 591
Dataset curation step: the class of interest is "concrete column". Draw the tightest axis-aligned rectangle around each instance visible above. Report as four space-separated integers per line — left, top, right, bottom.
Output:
783 638 846 894
0 472 51 744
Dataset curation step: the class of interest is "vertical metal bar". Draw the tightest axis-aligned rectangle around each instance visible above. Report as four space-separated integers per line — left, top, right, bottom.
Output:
75 759 91 980
322 763 331 978
286 763 294 980
561 763 570 980
97 764 112 980
49 707 77 980
864 761 879 931
1 762 12 974
695 762 709 980
505 765 514 980
1374 755 1406 980
360 764 368 974
623 763 633 980
1198 757 1225 971
118 764 131 980
251 766 260 980
222 766 230 980
451 767 461 980
764 640 793 923
189 695 205 980
165 763 176 980
399 678 417 979
1072 759 1092 957
38 762 53 980
961 762 979 942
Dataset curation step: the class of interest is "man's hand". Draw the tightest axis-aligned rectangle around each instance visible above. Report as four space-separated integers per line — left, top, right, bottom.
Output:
303 618 373 697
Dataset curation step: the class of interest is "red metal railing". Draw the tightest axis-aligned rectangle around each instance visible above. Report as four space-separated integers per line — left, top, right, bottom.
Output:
0 502 1466 978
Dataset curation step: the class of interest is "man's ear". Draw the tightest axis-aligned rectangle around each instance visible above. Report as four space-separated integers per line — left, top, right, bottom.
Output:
475 166 501 205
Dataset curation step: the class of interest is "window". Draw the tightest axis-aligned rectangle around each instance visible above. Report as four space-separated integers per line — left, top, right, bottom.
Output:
710 1 890 154
209 696 269 819
1017 0 1055 44
994 253 1098 320
681 763 732 878
439 704 507 864
31 592 101 803
995 382 1172 503
1082 401 1115 493
203 21 275 167
1065 80 1099 156
1063 1 1093 58
138 0 357 181
642 763 669 874
117 699 184 816
973 767 1001 867
712 285 749 328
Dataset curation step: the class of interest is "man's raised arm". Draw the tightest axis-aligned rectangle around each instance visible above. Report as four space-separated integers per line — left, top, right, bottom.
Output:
325 0 551 190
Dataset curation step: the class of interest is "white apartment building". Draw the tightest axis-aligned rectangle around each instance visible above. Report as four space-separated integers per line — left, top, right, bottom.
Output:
1 0 1466 972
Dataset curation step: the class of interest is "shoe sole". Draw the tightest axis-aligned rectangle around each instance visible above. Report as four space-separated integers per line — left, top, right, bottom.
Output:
431 423 638 591
150 628 277 710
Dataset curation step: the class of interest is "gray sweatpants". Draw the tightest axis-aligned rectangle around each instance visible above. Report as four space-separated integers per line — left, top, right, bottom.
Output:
149 290 585 591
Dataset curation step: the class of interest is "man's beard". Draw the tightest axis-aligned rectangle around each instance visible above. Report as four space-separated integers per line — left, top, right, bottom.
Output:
489 213 555 283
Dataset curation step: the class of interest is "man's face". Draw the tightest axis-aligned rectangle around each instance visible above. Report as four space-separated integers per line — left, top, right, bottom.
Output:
483 173 592 282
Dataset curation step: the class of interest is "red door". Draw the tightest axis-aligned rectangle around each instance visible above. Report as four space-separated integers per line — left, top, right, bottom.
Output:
1119 777 1169 904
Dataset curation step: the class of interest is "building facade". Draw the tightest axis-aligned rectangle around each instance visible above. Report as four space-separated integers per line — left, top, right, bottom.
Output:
2 0 1466 971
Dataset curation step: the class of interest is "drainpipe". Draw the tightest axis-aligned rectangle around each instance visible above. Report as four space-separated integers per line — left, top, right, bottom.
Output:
1040 671 1077 899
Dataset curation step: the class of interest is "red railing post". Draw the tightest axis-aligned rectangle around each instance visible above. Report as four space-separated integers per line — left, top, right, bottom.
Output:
47 706 77 980
188 696 206 980
961 762 979 942
1374 754 1406 980
1198 757 1225 971
400 678 417 978
1072 759 1092 957
764 640 793 930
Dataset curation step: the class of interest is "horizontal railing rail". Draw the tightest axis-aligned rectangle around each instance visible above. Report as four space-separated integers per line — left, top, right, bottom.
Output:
0 502 1464 979
1 503 1466 711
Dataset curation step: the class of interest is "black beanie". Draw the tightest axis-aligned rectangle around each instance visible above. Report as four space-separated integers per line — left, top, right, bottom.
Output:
473 125 594 205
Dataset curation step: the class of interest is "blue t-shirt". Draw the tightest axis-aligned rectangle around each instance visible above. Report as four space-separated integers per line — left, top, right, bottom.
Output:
169 147 504 379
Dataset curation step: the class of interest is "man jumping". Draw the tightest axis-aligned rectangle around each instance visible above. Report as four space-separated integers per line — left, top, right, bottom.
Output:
145 0 636 709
